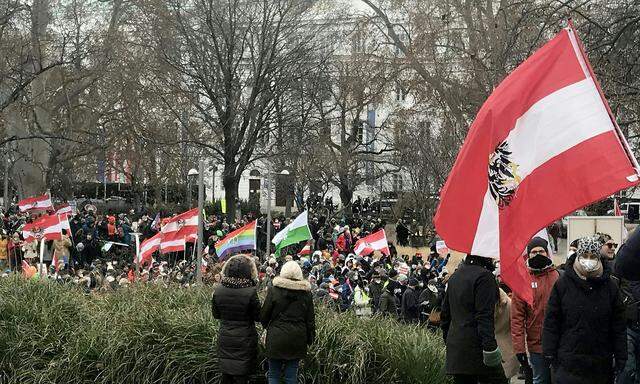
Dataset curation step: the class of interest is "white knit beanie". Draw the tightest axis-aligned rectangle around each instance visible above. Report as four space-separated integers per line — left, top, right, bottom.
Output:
280 260 303 281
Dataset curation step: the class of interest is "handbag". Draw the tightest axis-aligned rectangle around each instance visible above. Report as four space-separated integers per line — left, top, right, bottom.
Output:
428 308 441 325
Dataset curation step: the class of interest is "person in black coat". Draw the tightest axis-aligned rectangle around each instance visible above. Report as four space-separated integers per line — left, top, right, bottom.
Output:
401 278 420 323
212 255 261 384
543 236 627 384
261 260 315 384
441 255 507 384
615 226 640 281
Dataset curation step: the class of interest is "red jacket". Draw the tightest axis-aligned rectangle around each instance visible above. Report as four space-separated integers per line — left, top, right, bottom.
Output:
510 268 559 354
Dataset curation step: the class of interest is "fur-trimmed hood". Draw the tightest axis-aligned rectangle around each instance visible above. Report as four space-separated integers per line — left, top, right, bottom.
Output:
273 276 311 291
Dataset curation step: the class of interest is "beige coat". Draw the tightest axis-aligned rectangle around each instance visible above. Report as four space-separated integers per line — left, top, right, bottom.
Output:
52 235 72 259
495 288 520 379
22 240 38 259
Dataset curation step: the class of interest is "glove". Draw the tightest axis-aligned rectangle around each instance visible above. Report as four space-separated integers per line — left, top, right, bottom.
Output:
615 359 627 375
483 347 502 367
516 353 529 367
544 355 558 369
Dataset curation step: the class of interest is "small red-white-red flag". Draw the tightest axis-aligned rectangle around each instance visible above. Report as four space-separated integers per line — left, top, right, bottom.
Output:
160 208 199 253
18 194 53 212
299 241 312 256
55 203 75 216
138 232 162 265
22 214 63 243
58 214 70 231
354 229 390 256
614 198 623 216
434 26 639 305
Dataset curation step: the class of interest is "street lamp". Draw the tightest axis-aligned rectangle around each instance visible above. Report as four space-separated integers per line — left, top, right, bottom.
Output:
196 160 204 284
265 169 290 258
187 168 198 208
210 164 218 202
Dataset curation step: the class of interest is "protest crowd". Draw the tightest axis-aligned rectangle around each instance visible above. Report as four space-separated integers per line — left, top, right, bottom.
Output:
7 23 640 384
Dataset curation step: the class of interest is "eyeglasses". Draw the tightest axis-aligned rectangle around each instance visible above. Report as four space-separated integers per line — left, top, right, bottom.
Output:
530 250 547 256
605 243 619 249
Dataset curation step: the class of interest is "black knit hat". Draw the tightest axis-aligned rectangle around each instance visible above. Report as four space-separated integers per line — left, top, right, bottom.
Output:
526 237 548 255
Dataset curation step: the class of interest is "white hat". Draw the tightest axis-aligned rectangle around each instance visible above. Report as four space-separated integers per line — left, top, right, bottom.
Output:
280 260 304 281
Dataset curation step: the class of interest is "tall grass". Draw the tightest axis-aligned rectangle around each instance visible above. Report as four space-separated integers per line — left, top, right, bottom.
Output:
0 276 450 383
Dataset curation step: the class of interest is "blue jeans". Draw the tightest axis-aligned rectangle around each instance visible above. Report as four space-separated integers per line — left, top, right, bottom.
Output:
267 359 299 384
529 352 551 384
618 328 640 384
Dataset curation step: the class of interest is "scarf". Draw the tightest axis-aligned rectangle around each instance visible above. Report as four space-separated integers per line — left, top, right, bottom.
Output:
221 277 254 289
572 257 603 280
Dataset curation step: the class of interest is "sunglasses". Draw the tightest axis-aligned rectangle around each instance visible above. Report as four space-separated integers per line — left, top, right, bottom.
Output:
605 242 619 249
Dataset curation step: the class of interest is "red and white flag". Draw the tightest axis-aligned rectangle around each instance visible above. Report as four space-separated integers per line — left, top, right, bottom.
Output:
138 232 162 265
55 203 75 216
22 214 63 243
299 241 312 256
58 214 70 231
354 229 390 256
160 208 199 253
18 194 53 212
434 26 639 304
614 198 623 216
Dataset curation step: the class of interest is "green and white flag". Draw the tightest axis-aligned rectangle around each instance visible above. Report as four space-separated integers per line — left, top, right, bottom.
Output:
271 210 312 256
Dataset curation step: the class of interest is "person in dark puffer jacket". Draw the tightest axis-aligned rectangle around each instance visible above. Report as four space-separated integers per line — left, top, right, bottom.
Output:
212 255 261 384
261 260 315 384
543 236 627 384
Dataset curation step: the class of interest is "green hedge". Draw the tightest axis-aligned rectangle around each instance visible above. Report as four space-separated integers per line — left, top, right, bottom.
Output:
0 276 450 384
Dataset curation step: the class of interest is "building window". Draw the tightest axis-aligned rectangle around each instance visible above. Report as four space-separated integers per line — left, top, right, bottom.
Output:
395 83 407 102
393 174 403 192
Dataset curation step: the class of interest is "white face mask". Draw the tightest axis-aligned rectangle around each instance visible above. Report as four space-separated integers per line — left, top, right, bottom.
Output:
579 257 599 272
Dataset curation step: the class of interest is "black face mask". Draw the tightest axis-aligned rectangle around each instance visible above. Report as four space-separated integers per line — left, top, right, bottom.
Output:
527 254 552 270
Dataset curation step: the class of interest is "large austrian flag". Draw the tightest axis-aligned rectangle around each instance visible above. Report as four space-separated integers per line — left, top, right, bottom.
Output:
22 214 63 242
434 27 640 304
354 229 390 256
18 194 53 212
160 208 199 253
137 232 162 265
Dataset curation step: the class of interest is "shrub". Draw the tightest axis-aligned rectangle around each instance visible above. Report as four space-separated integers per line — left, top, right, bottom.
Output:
0 276 450 384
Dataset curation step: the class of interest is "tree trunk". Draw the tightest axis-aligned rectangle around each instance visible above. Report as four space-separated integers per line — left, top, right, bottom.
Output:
339 183 353 215
222 173 240 223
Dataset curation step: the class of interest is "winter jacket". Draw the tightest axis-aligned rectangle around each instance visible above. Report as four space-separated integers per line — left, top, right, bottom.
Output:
542 255 626 384
261 277 315 360
441 257 500 375
211 281 261 376
353 286 371 317
0 238 7 260
401 286 420 323
378 290 397 317
510 267 559 354
52 235 72 259
369 280 384 312
495 289 520 379
615 226 640 281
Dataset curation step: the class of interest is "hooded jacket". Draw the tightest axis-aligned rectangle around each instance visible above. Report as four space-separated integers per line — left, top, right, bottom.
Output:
260 261 315 360
510 265 559 354
211 255 261 376
542 254 626 384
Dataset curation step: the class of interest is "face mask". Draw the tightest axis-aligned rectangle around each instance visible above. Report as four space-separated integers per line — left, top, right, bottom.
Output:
579 257 599 272
527 255 552 270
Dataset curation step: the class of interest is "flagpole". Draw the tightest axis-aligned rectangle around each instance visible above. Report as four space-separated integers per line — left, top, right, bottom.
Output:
38 237 46 278
196 160 204 284
567 20 640 175
133 232 141 281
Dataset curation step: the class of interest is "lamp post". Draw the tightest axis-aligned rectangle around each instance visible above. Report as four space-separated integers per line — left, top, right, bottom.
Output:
187 168 198 208
211 164 217 202
196 160 204 284
265 169 289 258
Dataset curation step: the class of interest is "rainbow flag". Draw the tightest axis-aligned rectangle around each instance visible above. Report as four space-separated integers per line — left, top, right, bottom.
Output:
215 220 257 260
